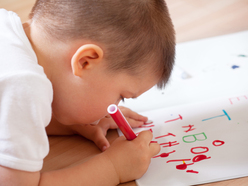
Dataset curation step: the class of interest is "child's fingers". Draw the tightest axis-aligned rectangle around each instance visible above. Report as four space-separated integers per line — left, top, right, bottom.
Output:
73 124 110 151
98 118 119 129
126 118 144 128
135 131 160 157
99 114 144 129
149 142 161 157
129 112 148 122
89 126 110 151
119 106 148 122
93 133 110 152
135 130 153 144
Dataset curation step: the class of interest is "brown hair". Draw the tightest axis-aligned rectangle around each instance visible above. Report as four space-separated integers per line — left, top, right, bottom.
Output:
30 0 175 89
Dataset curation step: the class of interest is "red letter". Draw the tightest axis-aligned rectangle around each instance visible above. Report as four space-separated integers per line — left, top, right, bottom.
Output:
191 146 209 154
212 140 225 146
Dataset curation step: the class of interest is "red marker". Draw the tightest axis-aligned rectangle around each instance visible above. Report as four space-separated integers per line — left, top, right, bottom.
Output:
107 104 137 140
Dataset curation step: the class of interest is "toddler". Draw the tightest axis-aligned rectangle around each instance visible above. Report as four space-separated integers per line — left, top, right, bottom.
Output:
0 0 175 185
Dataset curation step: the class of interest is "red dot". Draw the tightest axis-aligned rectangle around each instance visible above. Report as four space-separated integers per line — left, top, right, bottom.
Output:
213 140 225 146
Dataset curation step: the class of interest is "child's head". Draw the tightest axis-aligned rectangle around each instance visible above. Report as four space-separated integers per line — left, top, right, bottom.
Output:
30 0 175 87
29 0 175 124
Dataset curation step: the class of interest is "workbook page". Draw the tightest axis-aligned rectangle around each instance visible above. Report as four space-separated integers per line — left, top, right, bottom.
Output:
119 31 248 113
118 94 248 186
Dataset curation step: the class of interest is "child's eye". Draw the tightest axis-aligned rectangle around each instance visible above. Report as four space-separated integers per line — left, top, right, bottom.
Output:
120 96 125 102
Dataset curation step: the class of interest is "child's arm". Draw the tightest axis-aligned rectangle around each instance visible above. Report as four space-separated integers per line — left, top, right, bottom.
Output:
0 151 119 186
46 107 148 151
0 166 40 186
46 106 147 136
0 131 160 186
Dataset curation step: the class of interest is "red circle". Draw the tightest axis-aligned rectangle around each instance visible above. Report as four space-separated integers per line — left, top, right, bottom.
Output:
191 146 209 154
212 140 225 146
192 154 210 162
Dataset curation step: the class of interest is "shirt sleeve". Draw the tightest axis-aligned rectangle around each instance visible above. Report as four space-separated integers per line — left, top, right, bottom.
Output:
0 72 53 172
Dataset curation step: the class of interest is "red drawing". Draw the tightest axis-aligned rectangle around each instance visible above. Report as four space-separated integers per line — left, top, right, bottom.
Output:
135 128 153 135
138 125 155 128
182 124 196 133
167 160 194 170
175 161 194 170
213 140 225 146
192 155 211 162
176 161 195 170
155 133 176 139
160 141 180 148
176 161 187 170
153 150 176 158
150 141 158 143
229 95 248 104
167 155 210 172
167 159 191 163
164 114 183 123
191 146 209 154
144 121 153 125
186 170 199 174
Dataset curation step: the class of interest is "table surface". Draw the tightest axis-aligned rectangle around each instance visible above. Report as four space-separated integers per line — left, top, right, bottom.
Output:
1 0 248 185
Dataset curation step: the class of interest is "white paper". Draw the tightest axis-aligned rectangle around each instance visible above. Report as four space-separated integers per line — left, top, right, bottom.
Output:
119 30 248 112
118 95 248 186
117 31 248 185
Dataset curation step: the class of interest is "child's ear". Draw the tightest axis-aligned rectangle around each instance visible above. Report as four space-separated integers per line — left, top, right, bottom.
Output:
71 44 103 77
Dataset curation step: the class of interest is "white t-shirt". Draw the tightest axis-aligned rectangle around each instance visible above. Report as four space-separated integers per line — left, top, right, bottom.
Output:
0 9 53 172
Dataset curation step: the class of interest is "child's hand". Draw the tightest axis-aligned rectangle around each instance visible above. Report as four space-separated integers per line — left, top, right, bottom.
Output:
106 106 148 127
72 106 148 151
98 106 148 135
102 130 160 183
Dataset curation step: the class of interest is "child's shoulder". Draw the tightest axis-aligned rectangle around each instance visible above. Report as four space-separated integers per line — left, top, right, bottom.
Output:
0 8 19 24
0 70 53 106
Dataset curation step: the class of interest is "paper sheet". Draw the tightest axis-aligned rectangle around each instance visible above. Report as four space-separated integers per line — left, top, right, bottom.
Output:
118 95 248 186
119 30 248 112
117 31 248 185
